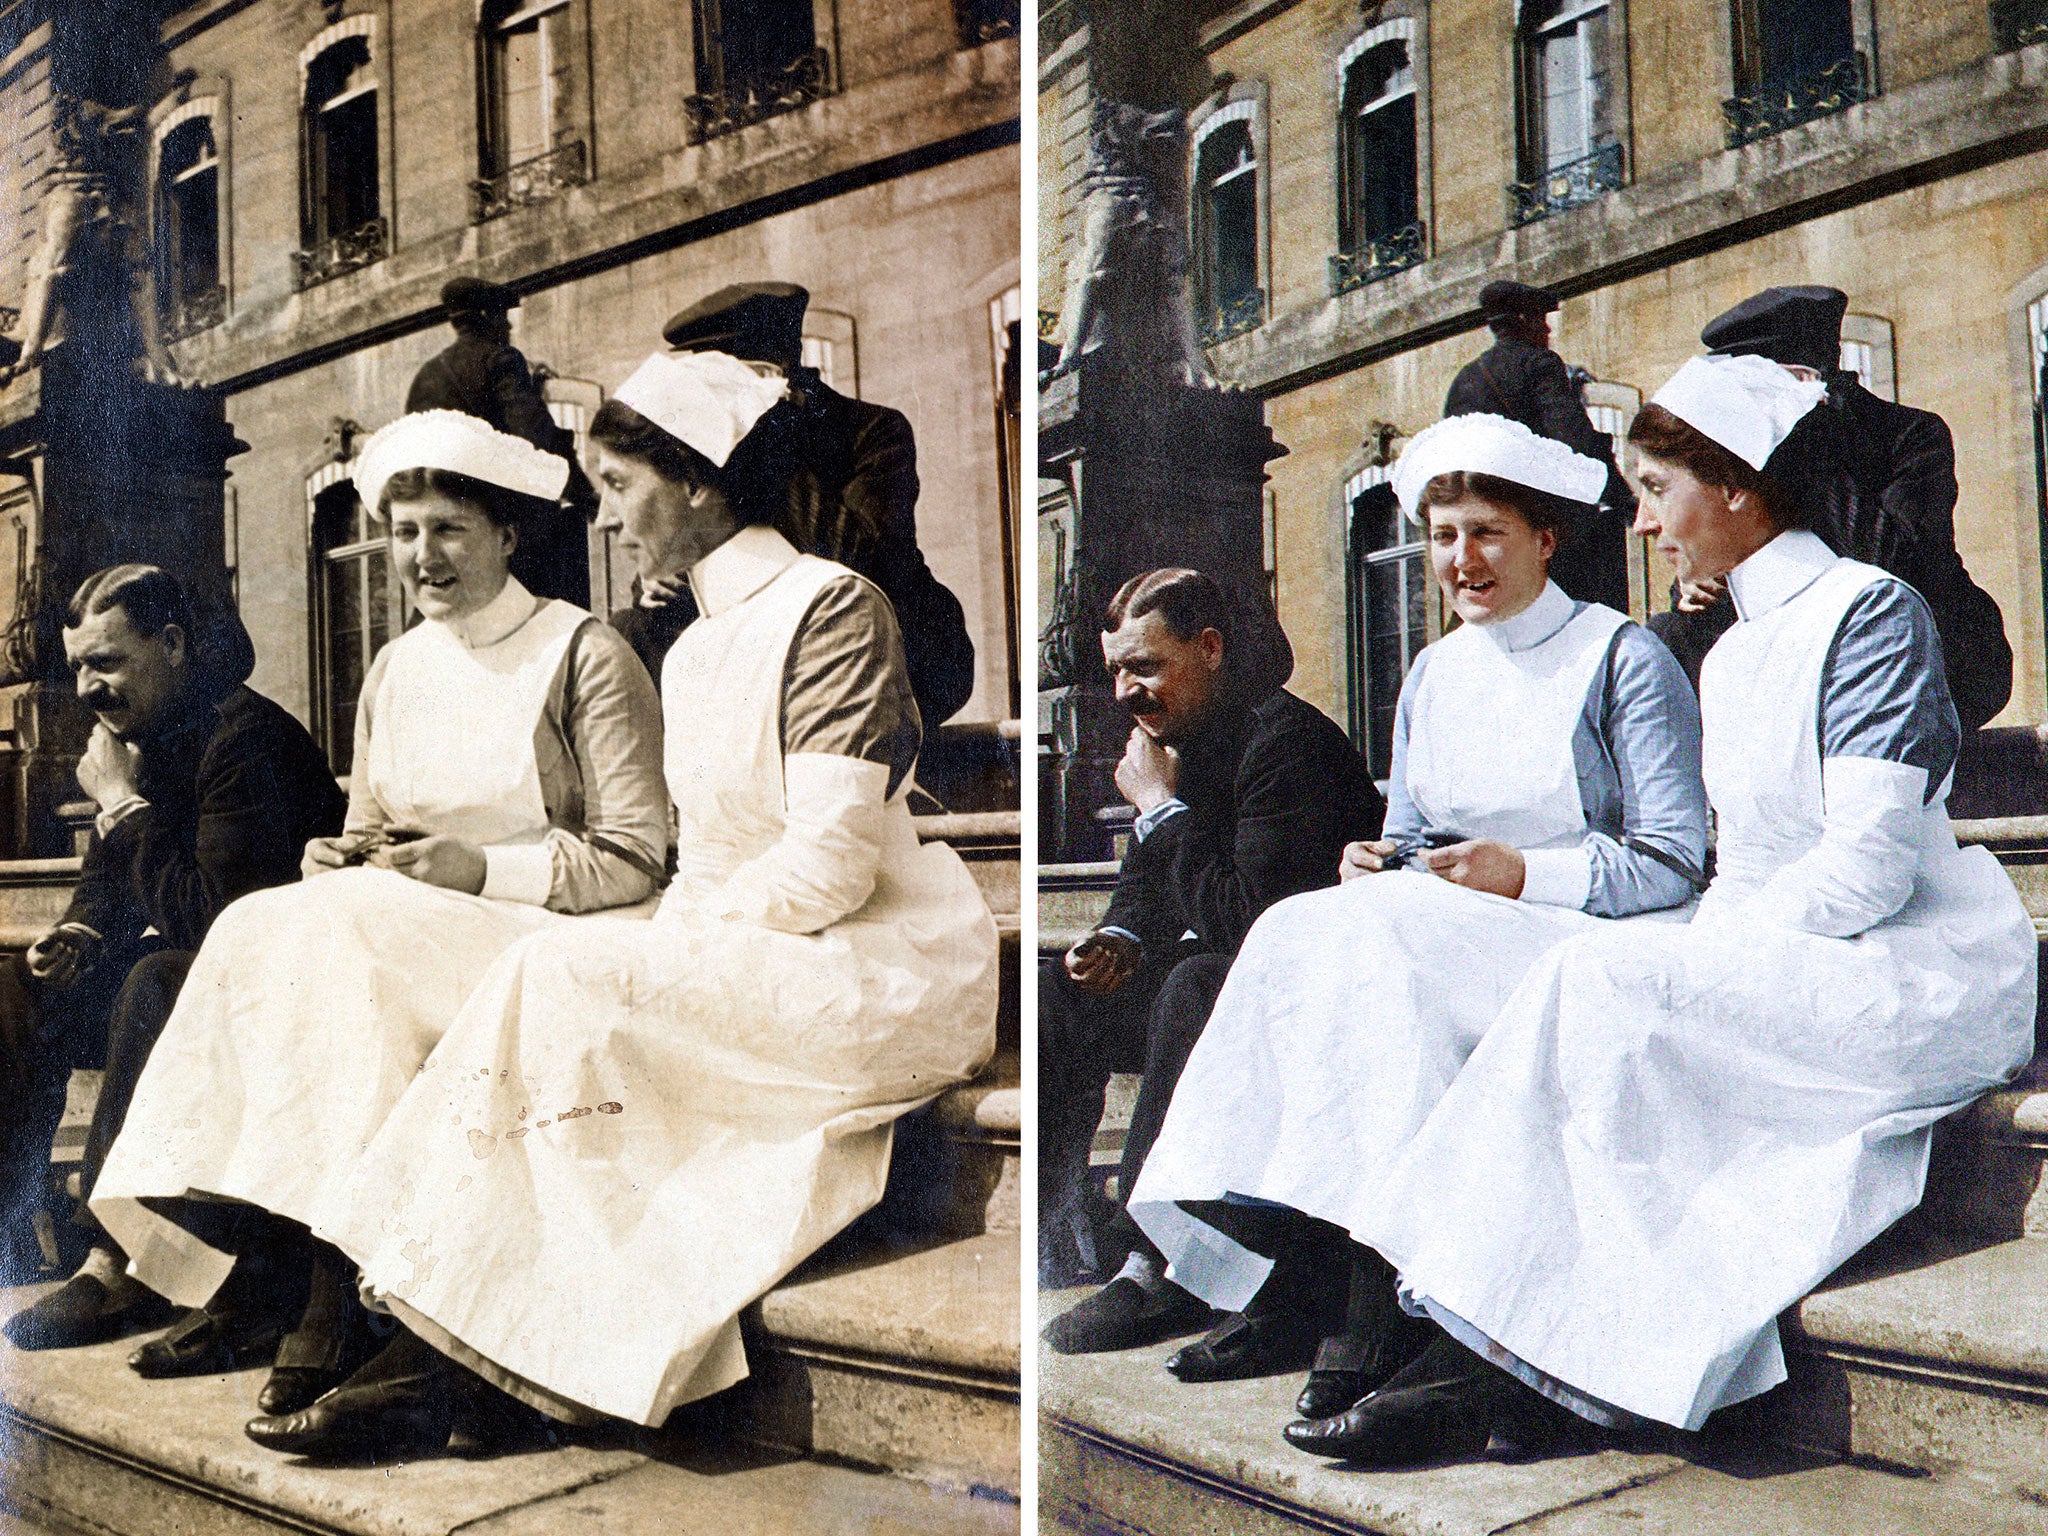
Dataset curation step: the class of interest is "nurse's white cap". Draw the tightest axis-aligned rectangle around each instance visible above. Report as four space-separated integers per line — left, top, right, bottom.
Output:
1390 413 1608 524
614 349 789 468
352 409 570 516
1648 354 1825 471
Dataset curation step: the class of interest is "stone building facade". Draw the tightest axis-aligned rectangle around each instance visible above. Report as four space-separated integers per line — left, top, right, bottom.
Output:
1041 0 2048 775
2 0 1020 792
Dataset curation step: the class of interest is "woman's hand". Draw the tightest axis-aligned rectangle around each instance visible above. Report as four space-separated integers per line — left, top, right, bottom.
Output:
372 834 487 894
1340 839 1400 882
1422 839 1527 899
301 835 362 879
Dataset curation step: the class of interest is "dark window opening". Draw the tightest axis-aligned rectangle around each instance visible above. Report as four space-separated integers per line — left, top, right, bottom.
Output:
1331 40 1425 292
1512 2 1624 223
1992 0 2048 51
686 0 829 141
312 482 402 775
1348 480 1427 777
297 37 385 286
1194 118 1261 344
475 0 590 220
155 118 222 336
1724 0 1868 146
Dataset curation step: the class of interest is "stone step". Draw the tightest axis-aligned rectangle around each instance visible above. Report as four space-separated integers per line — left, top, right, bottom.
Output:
876 1052 1021 1239
0 1236 1020 1534
743 1230 1020 1499
1039 1295 2048 1534
1767 1231 2048 1495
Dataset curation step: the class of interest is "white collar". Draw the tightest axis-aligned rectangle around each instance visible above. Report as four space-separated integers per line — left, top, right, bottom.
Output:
1727 529 1837 621
433 575 540 649
1476 578 1577 653
688 525 800 617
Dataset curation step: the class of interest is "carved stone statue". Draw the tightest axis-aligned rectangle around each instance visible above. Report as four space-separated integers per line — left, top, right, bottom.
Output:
0 94 188 388
1042 0 1225 387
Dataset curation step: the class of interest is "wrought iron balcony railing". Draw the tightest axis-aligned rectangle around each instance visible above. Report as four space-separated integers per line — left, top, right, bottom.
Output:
1722 53 1872 149
471 140 589 223
1328 223 1427 295
292 218 389 291
955 0 1018 46
1509 141 1625 226
1198 288 1264 348
683 49 831 144
162 283 226 341
1991 0 2048 50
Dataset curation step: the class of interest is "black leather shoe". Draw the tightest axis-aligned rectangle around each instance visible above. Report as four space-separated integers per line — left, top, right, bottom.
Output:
1166 1308 1319 1383
5 1272 173 1351
1283 1372 1497 1465
259 1366 342 1417
245 1371 455 1462
1294 1310 1437 1419
1043 1277 1213 1355
128 1304 285 1379
447 1383 562 1458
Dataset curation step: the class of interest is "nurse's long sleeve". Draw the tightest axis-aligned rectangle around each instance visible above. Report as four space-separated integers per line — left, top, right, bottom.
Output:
1745 581 1960 938
699 576 921 934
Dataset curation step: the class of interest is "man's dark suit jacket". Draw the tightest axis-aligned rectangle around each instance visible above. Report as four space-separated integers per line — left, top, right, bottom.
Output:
613 368 978 728
406 333 595 608
1100 687 1384 960
1651 375 2013 733
1443 333 1634 613
62 683 347 954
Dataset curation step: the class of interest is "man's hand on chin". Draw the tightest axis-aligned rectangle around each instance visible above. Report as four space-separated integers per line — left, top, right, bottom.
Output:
1114 725 1179 813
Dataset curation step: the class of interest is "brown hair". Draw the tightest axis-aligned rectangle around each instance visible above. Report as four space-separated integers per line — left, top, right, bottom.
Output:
587 396 797 528
378 466 542 529
1626 402 1793 530
1415 470 1581 537
1102 568 1233 647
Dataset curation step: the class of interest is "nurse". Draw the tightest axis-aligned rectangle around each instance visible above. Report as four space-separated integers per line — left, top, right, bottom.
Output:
1124 414 1707 1422
1305 354 2036 1464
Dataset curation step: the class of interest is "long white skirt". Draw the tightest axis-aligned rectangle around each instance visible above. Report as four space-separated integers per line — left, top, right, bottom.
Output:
92 869 591 1305
1362 859 2036 1430
319 892 997 1427
1130 871 1679 1310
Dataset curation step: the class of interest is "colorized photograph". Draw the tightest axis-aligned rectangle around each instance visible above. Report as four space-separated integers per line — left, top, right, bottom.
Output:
1036 1 2048 1531
0 0 1022 1531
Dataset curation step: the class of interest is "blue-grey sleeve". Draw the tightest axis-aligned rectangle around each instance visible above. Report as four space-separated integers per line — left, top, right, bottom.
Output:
1578 624 1710 917
1820 580 1960 802
1381 647 1429 849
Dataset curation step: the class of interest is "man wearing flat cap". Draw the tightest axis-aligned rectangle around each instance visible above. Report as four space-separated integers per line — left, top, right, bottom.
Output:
1442 280 1635 611
615 282 976 728
1648 284 2012 732
406 277 596 609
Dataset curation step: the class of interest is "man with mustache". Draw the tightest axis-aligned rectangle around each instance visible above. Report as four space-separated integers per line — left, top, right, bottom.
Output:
1 565 344 1348
1040 568 1380 1353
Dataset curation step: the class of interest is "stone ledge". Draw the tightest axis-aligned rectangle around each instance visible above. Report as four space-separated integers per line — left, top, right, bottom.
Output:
1040 1291 2048 1535
1208 41 2048 395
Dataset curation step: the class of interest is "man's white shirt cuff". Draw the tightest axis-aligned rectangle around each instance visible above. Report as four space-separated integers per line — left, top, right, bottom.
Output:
1133 799 1188 842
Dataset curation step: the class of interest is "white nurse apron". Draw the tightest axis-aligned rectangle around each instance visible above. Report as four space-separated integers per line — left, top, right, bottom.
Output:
1366 558 2036 1429
320 554 999 1426
94 599 591 1305
1132 602 1639 1310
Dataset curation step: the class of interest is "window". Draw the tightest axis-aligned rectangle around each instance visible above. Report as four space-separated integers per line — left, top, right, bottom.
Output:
1723 0 1872 148
2028 295 2048 659
685 0 832 142
309 466 403 774
992 287 1024 717
1191 104 1262 344
1992 0 2048 51
1333 22 1425 294
475 0 592 221
955 0 1019 46
1512 1 1626 224
154 113 223 339
297 25 385 288
1346 459 1428 776
1838 313 1896 400
801 308 858 396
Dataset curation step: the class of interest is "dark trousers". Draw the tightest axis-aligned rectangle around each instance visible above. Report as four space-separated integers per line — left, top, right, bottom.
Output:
0 936 166 1265
76 950 194 1237
1039 950 1233 1266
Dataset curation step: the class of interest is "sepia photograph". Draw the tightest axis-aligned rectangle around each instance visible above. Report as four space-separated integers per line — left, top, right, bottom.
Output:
0 0 1022 1531
1036 0 2048 1532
